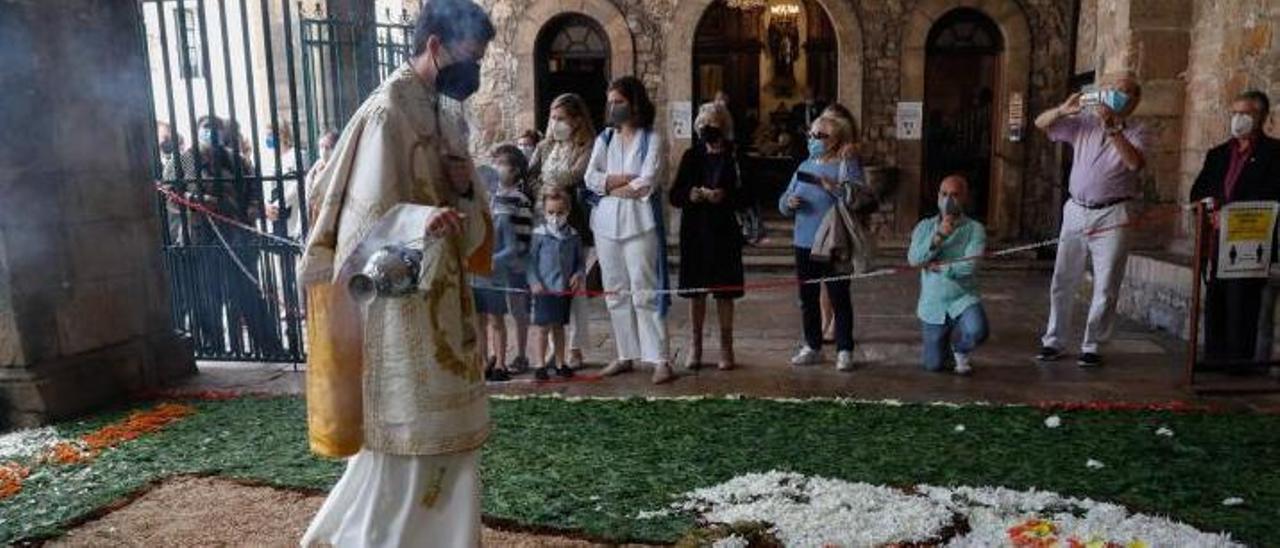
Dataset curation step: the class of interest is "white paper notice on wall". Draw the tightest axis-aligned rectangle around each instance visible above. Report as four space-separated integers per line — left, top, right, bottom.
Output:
671 101 692 140
1217 201 1280 279
896 102 923 140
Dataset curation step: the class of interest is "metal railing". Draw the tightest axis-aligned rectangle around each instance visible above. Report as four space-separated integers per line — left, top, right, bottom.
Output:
139 0 308 362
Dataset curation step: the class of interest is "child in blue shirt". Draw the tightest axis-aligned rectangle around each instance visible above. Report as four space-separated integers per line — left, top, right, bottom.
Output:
527 190 584 380
479 145 535 382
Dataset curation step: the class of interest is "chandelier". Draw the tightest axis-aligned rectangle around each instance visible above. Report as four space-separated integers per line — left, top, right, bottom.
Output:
725 0 767 10
769 0 802 19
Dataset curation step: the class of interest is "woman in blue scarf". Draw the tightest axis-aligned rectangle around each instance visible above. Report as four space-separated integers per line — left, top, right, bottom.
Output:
584 77 673 384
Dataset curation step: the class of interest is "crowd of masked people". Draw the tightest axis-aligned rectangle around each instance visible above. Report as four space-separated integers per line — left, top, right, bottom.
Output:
158 71 1280 380
156 114 338 356
470 73 1280 384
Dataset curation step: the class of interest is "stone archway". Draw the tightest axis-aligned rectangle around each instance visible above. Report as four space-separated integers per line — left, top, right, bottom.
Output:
897 0 1032 238
665 0 864 166
512 0 635 134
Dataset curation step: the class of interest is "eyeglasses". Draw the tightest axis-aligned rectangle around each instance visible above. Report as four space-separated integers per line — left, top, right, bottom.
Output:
808 132 830 140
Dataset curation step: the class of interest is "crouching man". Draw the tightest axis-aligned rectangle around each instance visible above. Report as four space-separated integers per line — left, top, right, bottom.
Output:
907 175 989 375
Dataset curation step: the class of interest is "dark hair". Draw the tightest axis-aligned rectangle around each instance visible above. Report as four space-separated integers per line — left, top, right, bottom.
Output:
1238 90 1271 116
608 76 656 129
411 0 496 56
518 130 542 143
196 115 225 131
491 143 529 177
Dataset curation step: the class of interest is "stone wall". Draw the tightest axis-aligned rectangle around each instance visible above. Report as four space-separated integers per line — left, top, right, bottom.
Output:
449 0 1075 239
1180 0 1280 204
0 0 196 428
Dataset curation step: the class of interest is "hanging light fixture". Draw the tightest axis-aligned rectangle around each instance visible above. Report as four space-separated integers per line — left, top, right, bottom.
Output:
724 0 768 11
768 0 802 20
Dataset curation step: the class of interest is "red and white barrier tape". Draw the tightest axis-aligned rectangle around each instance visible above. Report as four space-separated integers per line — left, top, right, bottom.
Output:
155 184 1194 299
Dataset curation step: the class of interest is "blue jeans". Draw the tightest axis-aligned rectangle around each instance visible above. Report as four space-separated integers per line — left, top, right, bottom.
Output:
920 304 989 372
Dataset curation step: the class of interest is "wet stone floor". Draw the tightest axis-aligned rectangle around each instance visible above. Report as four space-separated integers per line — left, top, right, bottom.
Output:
181 267 1280 410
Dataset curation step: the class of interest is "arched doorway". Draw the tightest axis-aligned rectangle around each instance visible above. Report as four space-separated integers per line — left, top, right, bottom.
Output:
666 0 862 171
691 0 837 143
691 0 839 206
535 14 610 132
922 8 1002 223
897 0 1031 239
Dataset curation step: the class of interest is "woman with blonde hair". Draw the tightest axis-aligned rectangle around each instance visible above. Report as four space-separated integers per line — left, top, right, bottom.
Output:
670 101 745 370
817 103 868 342
779 112 861 371
528 93 597 368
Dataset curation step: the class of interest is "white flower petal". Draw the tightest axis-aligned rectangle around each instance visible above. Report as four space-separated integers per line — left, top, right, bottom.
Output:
1222 497 1245 506
1044 415 1062 428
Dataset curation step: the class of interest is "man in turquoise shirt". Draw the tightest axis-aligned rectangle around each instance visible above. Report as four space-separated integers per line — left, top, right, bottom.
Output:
907 175 989 375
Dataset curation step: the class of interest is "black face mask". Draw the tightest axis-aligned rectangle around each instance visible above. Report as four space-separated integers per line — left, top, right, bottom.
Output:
699 126 723 143
608 104 632 127
434 47 481 102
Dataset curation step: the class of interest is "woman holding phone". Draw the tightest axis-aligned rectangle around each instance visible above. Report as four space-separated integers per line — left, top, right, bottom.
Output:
778 112 857 371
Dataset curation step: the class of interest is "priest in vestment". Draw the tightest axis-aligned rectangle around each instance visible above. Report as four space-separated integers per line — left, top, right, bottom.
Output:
297 1 497 546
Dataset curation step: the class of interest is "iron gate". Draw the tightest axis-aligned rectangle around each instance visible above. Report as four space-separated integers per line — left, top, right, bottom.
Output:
299 8 415 150
139 0 414 362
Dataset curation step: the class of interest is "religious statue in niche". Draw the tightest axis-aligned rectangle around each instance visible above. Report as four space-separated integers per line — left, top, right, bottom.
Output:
767 17 800 95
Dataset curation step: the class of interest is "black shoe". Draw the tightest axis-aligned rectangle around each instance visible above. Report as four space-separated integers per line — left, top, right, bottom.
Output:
556 364 575 378
508 355 530 374
486 365 512 382
533 367 550 381
1035 346 1063 362
1077 352 1103 368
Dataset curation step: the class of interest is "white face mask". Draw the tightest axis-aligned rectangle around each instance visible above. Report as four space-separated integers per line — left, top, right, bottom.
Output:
1231 113 1257 138
547 213 568 229
550 120 573 142
517 145 535 159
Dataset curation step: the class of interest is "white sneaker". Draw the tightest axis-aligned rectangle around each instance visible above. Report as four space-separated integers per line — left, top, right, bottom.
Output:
836 350 855 371
790 346 823 366
953 352 973 376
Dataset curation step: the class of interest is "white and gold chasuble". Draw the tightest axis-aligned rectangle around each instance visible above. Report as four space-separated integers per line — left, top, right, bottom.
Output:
300 64 493 458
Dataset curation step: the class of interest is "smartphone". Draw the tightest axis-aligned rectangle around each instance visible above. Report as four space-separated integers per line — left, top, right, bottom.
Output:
795 171 820 184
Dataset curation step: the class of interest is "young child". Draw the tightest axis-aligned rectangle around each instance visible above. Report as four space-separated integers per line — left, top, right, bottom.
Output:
527 189 584 380
479 145 535 381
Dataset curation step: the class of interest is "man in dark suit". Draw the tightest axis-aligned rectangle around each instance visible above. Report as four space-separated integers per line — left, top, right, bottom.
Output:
1190 90 1280 366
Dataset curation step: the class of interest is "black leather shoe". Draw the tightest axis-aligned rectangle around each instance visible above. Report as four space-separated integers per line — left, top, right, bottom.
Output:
1035 346 1063 362
1077 352 1103 368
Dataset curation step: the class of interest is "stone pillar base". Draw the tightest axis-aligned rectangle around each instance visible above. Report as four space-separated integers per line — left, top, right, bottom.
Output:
0 333 196 429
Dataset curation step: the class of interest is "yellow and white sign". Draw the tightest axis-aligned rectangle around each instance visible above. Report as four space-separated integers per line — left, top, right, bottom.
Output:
1217 201 1280 279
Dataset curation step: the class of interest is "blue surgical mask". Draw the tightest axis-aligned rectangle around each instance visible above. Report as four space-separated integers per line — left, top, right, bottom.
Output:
1100 89 1130 113
265 134 278 150
938 195 962 216
807 138 826 158
199 127 218 146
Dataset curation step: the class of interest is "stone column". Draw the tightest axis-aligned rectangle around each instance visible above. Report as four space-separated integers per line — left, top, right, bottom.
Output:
0 0 196 429
1092 0 1193 248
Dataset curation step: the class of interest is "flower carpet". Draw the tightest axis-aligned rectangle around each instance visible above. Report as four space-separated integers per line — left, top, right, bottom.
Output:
0 395 1276 546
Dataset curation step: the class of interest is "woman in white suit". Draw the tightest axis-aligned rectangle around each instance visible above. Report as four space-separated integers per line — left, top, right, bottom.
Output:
585 76 673 384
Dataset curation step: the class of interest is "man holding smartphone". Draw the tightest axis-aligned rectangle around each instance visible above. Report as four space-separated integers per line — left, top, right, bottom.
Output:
1033 73 1149 368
